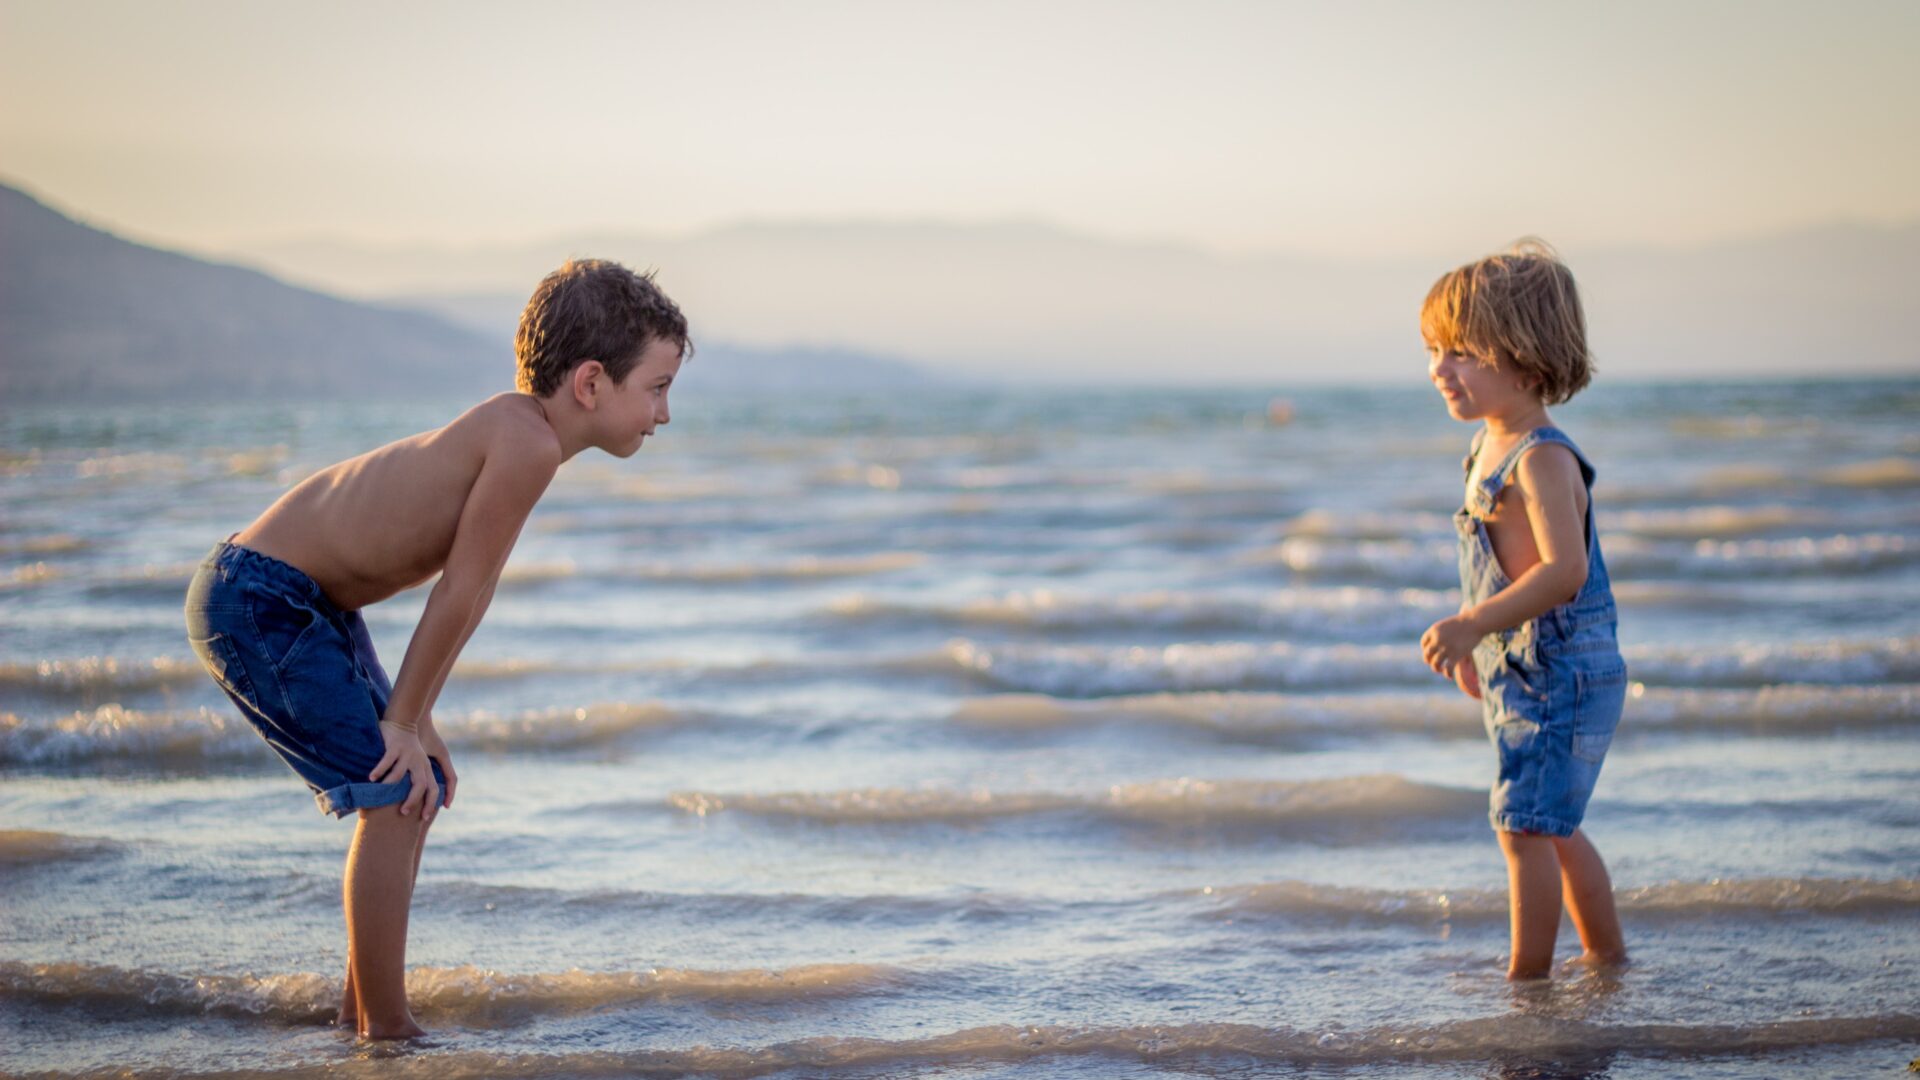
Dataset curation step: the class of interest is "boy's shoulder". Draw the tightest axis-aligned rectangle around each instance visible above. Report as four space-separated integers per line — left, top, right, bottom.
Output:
451 393 564 466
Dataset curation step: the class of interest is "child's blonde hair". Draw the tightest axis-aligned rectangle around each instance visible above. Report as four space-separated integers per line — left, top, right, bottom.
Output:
1421 238 1593 404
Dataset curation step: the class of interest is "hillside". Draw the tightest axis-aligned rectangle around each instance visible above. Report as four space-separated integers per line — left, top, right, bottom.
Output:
0 183 504 401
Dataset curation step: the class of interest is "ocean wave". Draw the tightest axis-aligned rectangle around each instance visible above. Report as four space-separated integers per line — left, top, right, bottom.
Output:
1605 505 1812 540
0 829 121 865
0 701 688 765
0 959 904 1025
935 638 1423 695
0 533 92 557
1624 636 1920 687
667 775 1482 827
1821 456 1920 489
1261 532 1920 586
828 586 1451 637
952 684 1918 739
1197 876 1920 922
1282 509 1454 540
1614 533 1919 576
0 656 205 694
932 636 1920 696
1250 537 1454 586
26 1014 1918 1076
623 552 925 584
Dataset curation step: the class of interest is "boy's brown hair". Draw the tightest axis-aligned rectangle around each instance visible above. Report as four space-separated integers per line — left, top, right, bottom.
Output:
1420 239 1592 404
515 259 691 397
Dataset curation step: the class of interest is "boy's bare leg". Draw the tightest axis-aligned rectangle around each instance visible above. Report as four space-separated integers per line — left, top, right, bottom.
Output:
343 805 428 1038
1498 830 1563 980
1551 829 1627 966
338 815 433 1028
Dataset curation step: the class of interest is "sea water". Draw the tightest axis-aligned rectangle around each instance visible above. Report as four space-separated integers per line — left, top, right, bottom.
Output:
3 380 1917 1078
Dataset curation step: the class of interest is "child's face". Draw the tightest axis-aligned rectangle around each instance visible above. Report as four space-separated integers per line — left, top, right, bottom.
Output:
603 338 683 457
1426 342 1536 423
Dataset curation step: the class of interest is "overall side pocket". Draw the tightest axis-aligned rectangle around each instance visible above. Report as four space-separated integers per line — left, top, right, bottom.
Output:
1572 659 1628 764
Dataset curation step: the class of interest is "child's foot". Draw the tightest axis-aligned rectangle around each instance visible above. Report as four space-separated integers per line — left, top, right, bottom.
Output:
1505 962 1552 982
358 1014 428 1040
1566 949 1629 971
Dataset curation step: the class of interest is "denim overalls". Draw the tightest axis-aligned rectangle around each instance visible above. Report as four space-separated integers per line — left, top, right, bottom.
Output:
1457 426 1627 837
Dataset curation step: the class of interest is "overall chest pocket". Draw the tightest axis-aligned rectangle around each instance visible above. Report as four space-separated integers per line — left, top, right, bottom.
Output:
1572 660 1628 764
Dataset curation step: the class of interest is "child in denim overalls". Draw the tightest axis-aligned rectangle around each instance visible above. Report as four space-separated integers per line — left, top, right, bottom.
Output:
1416 240 1630 980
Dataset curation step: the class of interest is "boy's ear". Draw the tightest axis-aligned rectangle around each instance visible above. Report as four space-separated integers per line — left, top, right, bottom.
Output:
571 360 606 409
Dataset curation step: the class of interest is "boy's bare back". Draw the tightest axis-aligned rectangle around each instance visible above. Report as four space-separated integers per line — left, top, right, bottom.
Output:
234 393 560 612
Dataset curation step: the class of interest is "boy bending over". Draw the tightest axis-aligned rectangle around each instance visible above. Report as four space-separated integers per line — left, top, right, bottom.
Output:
184 259 688 1036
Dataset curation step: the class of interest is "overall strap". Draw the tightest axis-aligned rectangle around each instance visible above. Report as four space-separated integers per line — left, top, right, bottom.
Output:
1466 426 1596 518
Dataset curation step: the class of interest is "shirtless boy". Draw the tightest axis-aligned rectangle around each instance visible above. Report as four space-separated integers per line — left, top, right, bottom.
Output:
183 259 688 1037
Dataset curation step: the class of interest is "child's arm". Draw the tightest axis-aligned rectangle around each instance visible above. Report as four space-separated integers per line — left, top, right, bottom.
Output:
411 576 497 811
371 432 560 817
1422 445 1589 678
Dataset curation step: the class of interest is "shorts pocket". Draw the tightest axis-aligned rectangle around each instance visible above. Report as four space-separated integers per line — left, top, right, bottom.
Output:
190 632 257 708
1572 659 1627 764
248 591 321 673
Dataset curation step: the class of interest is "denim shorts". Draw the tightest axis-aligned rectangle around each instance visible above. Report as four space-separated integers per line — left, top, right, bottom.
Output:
1473 638 1627 837
183 541 445 818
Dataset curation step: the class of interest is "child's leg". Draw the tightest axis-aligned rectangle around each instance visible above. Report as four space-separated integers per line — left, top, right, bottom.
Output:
338 815 434 1027
1497 830 1563 980
1551 829 1627 965
342 805 429 1038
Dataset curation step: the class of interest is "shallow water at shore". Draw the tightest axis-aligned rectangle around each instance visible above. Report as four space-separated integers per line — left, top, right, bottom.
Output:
4 381 1918 1078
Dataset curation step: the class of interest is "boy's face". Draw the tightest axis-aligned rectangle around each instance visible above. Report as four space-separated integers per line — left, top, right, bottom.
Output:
1426 342 1536 423
602 338 684 457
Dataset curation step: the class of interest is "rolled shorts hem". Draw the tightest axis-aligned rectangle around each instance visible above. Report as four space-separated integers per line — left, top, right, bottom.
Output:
314 777 444 819
1490 810 1579 838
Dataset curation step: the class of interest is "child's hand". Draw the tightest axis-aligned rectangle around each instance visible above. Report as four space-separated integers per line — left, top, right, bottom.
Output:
418 717 458 818
1420 614 1482 677
372 720 440 819
1450 659 1481 700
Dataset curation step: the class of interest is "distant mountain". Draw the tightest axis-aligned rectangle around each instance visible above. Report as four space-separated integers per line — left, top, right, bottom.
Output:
0 183 942 401
0 182 504 401
241 218 1920 383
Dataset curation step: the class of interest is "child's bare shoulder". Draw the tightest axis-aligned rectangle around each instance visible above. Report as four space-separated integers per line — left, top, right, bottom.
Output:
1511 442 1586 507
442 394 564 471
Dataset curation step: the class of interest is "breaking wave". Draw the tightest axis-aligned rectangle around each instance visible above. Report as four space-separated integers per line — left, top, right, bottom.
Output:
0 960 906 1025
666 775 1482 827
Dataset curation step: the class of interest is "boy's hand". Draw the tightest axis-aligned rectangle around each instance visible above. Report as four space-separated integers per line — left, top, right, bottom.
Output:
1421 614 1482 677
1450 659 1481 700
371 720 439 819
418 717 458 816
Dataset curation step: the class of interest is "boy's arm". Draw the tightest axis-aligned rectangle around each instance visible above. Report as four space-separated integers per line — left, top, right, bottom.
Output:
1422 446 1589 675
412 575 497 811
372 431 559 816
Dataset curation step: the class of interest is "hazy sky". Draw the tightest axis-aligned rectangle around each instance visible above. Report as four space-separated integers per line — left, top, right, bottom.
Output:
3 0 1917 260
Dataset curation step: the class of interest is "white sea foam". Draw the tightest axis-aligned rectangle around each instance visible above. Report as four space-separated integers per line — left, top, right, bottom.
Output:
1199 876 1920 921
936 638 1424 695
951 684 1920 738
933 635 1920 696
27 1013 1913 1075
829 586 1452 636
0 656 206 694
0 701 688 765
668 775 1482 826
0 959 904 1024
